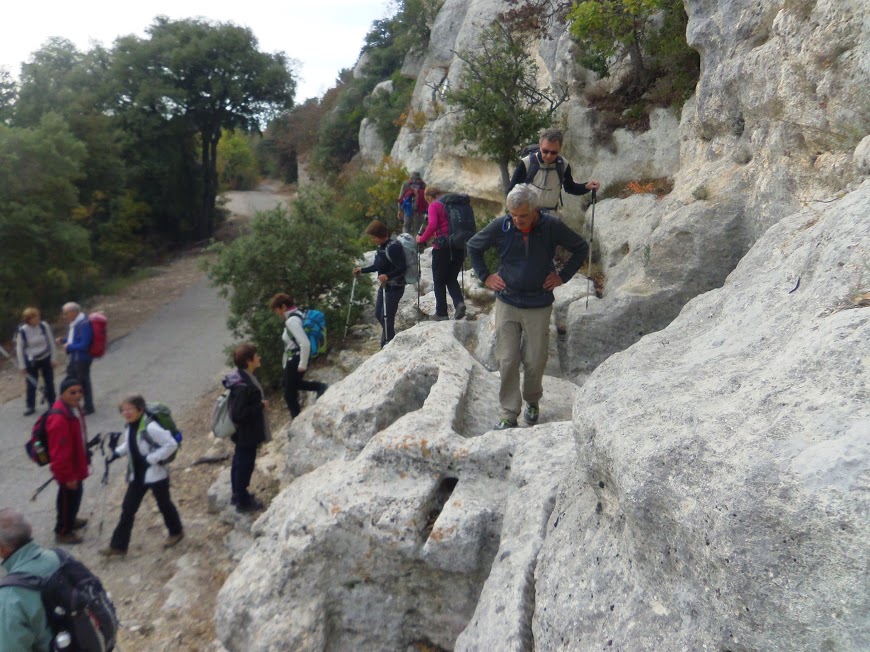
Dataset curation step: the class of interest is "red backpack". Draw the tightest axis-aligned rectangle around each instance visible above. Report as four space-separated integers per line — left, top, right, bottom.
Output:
88 312 107 358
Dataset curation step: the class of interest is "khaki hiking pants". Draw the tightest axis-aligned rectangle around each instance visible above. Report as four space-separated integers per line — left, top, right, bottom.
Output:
494 299 552 421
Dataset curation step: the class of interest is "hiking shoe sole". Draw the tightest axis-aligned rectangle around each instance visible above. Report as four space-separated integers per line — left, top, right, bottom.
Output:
495 419 518 430
454 304 467 320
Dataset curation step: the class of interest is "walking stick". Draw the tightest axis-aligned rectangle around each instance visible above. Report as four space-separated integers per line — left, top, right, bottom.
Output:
585 189 597 310
344 275 358 338
30 477 54 501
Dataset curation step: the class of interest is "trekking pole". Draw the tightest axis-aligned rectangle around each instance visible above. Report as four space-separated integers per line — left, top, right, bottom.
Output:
344 275 358 338
30 477 54 501
585 188 597 310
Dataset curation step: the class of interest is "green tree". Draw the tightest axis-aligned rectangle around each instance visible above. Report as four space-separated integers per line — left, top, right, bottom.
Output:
203 187 367 385
113 17 296 239
446 20 569 191
0 114 91 331
568 0 668 92
217 130 259 190
0 68 16 125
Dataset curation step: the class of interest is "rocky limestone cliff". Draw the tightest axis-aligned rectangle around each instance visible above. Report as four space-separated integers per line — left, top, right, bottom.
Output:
215 2 869 650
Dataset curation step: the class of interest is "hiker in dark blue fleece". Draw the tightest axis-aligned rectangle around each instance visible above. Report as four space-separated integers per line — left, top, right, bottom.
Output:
466 184 589 430
225 343 271 513
58 302 95 414
353 220 408 347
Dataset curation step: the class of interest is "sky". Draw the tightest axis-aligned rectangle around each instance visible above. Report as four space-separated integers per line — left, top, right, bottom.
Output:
1 0 392 101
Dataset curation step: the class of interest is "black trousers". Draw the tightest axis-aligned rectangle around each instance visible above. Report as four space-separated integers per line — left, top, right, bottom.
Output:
109 478 182 551
283 355 327 418
66 358 94 412
376 285 406 348
231 444 258 503
431 248 465 317
55 482 83 534
25 357 56 410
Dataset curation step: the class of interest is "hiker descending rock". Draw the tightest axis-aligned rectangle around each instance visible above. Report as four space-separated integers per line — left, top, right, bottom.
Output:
397 171 428 237
269 294 328 418
57 302 97 415
353 220 408 348
100 395 184 556
507 128 600 212
417 187 467 321
224 343 271 513
46 377 91 545
15 306 58 416
466 184 590 430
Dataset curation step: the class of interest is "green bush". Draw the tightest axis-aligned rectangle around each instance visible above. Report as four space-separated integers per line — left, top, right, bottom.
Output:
203 187 370 385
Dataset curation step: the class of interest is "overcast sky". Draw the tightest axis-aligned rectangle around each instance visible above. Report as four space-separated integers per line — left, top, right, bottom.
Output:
1 0 391 101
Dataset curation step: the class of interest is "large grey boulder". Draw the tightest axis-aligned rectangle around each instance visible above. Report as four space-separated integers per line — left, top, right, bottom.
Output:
215 325 579 651
535 181 870 650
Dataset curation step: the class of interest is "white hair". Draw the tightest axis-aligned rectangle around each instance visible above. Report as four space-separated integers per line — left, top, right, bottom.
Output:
506 184 540 212
62 302 81 314
0 508 32 550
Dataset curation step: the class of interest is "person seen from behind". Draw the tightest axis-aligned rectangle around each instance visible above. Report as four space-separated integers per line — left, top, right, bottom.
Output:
46 377 90 544
353 220 408 347
224 343 271 513
417 187 467 321
0 508 59 651
57 302 95 415
269 294 328 418
15 307 58 416
466 184 589 429
507 128 600 213
100 394 183 556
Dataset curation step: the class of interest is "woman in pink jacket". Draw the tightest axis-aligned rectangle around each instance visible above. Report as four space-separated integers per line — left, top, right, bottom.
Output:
417 187 467 321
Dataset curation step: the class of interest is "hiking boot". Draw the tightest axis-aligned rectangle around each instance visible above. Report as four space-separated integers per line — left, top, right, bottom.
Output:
431 314 448 321
23 407 35 416
236 498 265 514
454 303 467 320
523 403 540 424
55 531 84 545
164 532 185 549
99 546 127 558
495 418 518 430
72 517 89 530
316 383 328 399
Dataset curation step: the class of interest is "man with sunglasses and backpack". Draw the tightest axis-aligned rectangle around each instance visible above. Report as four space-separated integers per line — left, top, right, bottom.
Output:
507 128 600 213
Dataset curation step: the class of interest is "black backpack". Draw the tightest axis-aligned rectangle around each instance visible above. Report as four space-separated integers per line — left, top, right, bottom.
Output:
438 194 478 251
27 407 64 466
520 144 567 186
0 547 118 651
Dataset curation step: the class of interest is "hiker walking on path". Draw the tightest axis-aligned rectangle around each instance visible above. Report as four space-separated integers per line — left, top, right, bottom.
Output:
270 294 328 418
100 394 184 556
417 187 467 321
0 508 59 650
57 302 95 415
466 184 589 430
224 343 270 513
15 307 58 416
397 171 428 236
507 128 600 213
46 377 90 544
354 220 408 348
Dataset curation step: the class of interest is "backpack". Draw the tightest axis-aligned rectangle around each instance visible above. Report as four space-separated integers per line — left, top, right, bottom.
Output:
26 408 64 466
521 146 566 207
88 312 108 358
287 309 328 359
385 233 420 284
401 179 428 214
15 321 49 363
141 403 183 463
438 194 478 251
211 389 236 439
0 547 118 652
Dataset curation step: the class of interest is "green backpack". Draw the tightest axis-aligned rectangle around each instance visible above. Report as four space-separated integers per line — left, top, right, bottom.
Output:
141 402 183 464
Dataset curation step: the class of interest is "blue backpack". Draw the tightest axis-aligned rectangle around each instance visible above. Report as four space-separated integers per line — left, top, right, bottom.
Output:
288 309 328 359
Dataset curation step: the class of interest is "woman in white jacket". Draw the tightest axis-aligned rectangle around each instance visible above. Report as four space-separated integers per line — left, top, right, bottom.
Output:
100 395 184 556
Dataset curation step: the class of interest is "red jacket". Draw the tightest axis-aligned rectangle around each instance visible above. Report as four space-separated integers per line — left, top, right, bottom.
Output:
46 400 90 484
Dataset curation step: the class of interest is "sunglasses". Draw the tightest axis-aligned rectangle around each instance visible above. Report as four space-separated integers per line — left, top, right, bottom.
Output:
540 148 560 156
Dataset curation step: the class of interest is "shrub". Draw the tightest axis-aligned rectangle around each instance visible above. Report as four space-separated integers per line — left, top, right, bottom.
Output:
204 188 369 385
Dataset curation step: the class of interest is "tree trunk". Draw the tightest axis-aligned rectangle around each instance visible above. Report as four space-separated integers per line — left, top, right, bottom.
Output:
199 129 220 240
499 156 511 196
626 34 648 94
